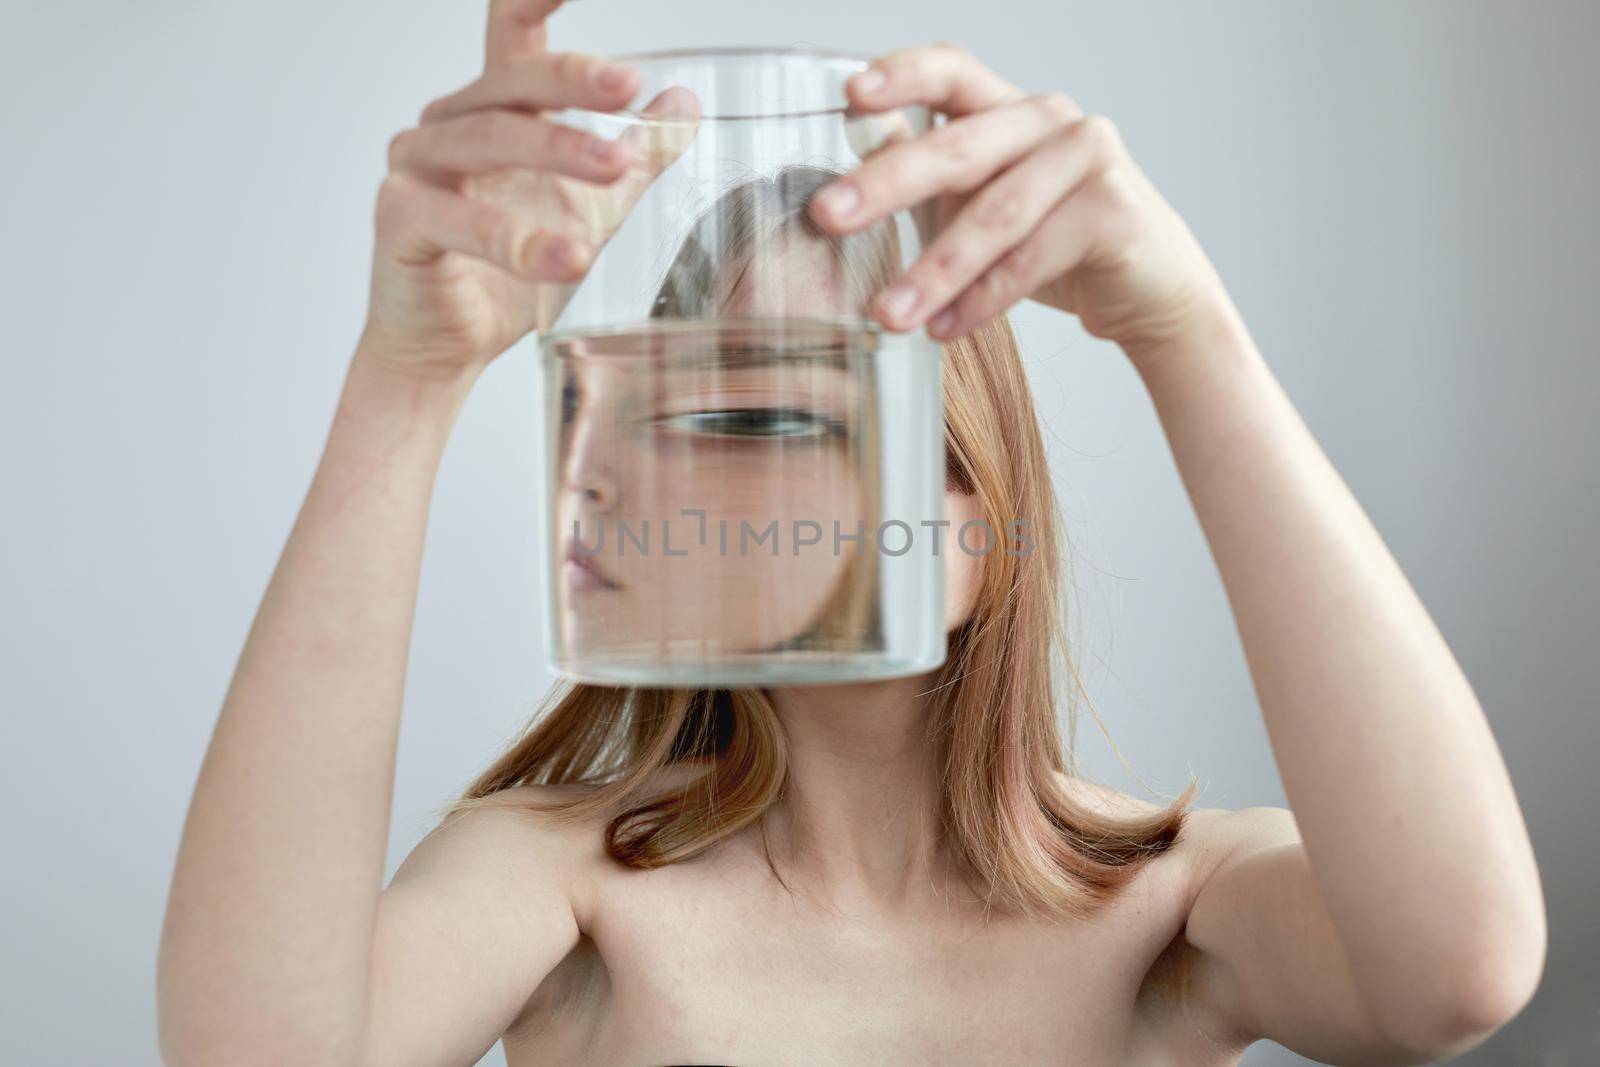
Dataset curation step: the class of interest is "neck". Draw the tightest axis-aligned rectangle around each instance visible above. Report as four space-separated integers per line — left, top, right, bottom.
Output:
760 671 962 911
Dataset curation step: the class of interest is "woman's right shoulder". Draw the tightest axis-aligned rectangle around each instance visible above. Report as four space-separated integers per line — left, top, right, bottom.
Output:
397 783 616 888
365 785 623 1059
393 769 704 921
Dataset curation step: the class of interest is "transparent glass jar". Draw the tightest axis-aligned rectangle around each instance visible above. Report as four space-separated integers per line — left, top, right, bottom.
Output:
534 47 946 686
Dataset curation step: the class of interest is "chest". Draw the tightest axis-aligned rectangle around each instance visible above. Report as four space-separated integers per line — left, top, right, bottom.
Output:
507 852 1217 1066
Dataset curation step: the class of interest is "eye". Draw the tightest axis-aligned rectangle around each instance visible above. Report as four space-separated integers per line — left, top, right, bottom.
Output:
653 407 847 440
561 373 579 423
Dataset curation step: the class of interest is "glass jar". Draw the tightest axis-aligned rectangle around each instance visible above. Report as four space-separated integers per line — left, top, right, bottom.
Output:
534 47 946 686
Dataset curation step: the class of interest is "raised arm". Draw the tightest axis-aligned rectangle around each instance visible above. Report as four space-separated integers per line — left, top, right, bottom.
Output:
1138 324 1545 1063
156 3 696 1062
804 42 1546 1064
155 350 587 1066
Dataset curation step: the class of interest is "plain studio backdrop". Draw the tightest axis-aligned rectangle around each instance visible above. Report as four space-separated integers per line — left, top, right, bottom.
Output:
2 2 1596 1064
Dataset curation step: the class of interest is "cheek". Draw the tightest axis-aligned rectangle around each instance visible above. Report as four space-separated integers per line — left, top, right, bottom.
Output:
943 491 984 632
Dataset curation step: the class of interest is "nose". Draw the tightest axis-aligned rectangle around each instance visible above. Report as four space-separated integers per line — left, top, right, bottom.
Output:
563 417 621 512
574 476 618 509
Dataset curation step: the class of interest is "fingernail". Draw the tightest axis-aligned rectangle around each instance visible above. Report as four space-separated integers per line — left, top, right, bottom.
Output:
817 182 859 219
587 136 618 159
881 284 920 321
854 69 887 95
929 308 957 336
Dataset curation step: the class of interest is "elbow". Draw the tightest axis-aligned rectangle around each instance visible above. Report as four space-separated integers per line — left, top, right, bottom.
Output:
1463 937 1546 1035
1374 922 1547 1060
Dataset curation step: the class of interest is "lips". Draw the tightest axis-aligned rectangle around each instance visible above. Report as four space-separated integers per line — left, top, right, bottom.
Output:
563 538 622 592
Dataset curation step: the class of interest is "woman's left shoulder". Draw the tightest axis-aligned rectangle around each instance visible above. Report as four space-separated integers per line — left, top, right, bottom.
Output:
1053 772 1301 871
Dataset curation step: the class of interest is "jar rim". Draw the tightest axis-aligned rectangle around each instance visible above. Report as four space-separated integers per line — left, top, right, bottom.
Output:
587 44 884 124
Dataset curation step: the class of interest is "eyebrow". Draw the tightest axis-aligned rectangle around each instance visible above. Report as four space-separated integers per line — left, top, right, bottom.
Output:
675 344 857 373
564 346 860 387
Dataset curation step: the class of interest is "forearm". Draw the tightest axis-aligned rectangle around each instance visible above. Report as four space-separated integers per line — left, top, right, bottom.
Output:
158 345 479 1062
1128 324 1546 1031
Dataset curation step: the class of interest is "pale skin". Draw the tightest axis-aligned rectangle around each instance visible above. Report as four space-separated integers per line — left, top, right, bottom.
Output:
156 2 1547 1065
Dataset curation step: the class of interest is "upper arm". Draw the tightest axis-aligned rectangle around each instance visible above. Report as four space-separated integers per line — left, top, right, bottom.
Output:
1180 806 1428 1065
360 786 593 1067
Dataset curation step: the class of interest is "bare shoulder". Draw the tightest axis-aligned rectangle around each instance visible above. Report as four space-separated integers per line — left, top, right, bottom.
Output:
391 765 721 910
1053 773 1301 884
388 783 612 896
1177 803 1302 890
1062 777 1299 844
1052 776 1310 1045
361 784 631 1061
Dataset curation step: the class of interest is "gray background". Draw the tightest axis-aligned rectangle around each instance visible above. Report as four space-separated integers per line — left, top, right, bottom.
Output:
2 1 1595 1063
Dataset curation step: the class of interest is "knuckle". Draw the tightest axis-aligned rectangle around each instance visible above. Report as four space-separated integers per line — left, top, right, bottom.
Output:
386 128 415 170
926 244 968 284
932 120 979 167
1077 113 1124 155
516 233 552 276
995 243 1037 287
418 82 472 125
479 106 529 143
547 51 577 80
897 40 955 79
980 264 1013 303
472 208 521 269
373 176 416 232
1032 90 1081 124
549 51 592 85
1090 162 1141 212
548 121 590 158
1079 174 1143 250
978 239 1043 303
463 107 507 139
873 51 909 80
971 188 1027 232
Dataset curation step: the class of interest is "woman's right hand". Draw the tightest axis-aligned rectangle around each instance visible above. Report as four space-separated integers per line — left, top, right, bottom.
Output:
360 0 699 381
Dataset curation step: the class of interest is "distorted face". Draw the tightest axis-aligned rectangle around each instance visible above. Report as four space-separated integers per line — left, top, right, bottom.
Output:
551 236 870 663
739 237 987 637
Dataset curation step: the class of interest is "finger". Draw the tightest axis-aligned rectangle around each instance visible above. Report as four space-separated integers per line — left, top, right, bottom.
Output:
389 108 635 187
809 91 1080 235
925 192 1100 341
374 174 591 282
573 86 703 241
422 51 640 125
485 0 562 69
615 86 702 173
843 107 916 162
844 42 1027 118
875 114 1109 331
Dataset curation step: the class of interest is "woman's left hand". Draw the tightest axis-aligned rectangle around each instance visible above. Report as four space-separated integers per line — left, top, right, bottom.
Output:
809 43 1244 360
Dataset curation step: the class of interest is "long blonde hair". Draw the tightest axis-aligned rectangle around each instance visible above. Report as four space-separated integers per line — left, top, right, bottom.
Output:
456 166 1196 922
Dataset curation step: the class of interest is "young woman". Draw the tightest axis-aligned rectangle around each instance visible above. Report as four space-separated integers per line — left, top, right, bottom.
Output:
157 3 1547 1064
